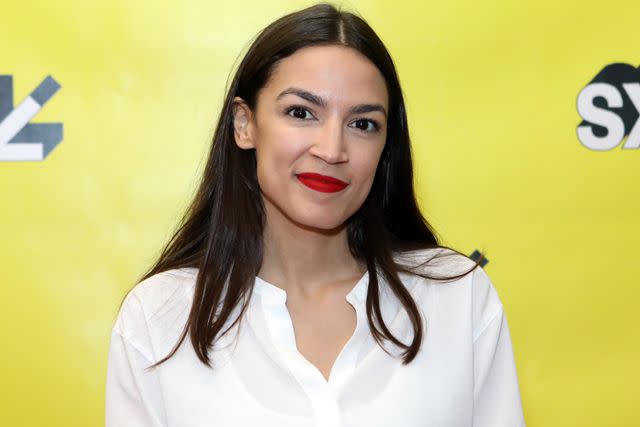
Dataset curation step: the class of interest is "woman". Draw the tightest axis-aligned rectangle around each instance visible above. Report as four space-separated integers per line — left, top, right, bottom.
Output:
106 3 525 426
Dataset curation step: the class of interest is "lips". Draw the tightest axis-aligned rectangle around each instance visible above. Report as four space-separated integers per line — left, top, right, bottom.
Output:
296 172 348 193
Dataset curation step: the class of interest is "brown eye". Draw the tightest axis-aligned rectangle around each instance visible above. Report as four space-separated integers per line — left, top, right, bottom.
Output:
350 118 379 133
287 106 313 120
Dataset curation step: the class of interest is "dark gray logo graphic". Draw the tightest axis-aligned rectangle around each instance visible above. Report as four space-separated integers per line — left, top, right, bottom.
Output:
0 75 62 161
470 249 488 267
576 63 640 151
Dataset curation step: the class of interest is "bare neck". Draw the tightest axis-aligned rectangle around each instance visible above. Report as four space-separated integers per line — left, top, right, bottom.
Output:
258 203 365 298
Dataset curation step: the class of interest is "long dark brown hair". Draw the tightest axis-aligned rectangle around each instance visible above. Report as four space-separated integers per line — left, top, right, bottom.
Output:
135 2 482 370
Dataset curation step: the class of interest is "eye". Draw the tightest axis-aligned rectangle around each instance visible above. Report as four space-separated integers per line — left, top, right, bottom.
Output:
286 105 315 120
350 118 380 133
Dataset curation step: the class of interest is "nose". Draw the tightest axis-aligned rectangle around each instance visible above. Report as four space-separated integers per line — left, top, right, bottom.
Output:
308 117 349 164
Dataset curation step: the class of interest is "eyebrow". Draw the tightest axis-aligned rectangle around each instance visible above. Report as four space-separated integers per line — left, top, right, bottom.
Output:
275 87 387 118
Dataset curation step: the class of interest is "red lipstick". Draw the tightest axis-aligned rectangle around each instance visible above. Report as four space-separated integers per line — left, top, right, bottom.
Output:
296 172 348 193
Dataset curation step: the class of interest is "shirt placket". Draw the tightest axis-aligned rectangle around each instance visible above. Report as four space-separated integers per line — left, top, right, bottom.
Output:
258 278 369 427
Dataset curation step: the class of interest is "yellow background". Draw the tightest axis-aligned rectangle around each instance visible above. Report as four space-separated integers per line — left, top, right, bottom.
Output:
1 0 638 425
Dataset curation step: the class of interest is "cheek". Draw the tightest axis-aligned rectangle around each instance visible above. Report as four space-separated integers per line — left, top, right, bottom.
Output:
254 127 307 185
349 144 385 198
356 142 385 177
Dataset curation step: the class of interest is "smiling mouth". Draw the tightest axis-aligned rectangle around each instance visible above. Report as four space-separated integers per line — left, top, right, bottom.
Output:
295 172 349 193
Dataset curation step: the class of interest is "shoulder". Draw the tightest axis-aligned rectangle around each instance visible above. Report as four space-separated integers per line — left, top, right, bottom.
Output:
112 267 199 338
393 247 504 341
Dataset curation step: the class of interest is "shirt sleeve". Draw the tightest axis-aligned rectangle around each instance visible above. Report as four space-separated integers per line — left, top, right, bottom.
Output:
105 293 166 427
472 269 526 426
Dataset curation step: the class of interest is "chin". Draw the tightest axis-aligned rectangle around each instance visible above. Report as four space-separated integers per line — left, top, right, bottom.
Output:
295 213 346 233
263 193 353 232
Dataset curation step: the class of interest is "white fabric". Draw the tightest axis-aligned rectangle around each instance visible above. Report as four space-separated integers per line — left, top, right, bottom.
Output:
106 248 526 426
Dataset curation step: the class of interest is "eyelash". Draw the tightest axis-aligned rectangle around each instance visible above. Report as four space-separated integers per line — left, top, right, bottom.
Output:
285 105 380 133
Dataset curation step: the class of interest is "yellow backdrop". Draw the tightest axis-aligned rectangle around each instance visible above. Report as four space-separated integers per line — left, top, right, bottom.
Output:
1 0 638 425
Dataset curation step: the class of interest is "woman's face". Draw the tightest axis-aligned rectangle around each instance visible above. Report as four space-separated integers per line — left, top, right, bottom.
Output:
233 44 388 231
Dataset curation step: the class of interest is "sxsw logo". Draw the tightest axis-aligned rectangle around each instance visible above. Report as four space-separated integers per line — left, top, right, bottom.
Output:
576 63 640 151
0 75 63 161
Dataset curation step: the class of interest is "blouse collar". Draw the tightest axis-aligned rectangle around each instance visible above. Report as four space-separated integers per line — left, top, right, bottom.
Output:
252 270 370 307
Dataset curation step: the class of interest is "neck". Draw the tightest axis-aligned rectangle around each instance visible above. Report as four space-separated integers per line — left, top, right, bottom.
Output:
258 199 365 297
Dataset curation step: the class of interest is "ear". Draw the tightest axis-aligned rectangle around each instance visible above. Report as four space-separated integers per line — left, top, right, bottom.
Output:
232 97 256 150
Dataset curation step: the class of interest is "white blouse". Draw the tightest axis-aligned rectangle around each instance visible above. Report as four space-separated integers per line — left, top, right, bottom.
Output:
105 249 526 427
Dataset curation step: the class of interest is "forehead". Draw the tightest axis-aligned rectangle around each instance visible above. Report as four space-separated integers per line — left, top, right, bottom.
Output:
260 45 389 107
